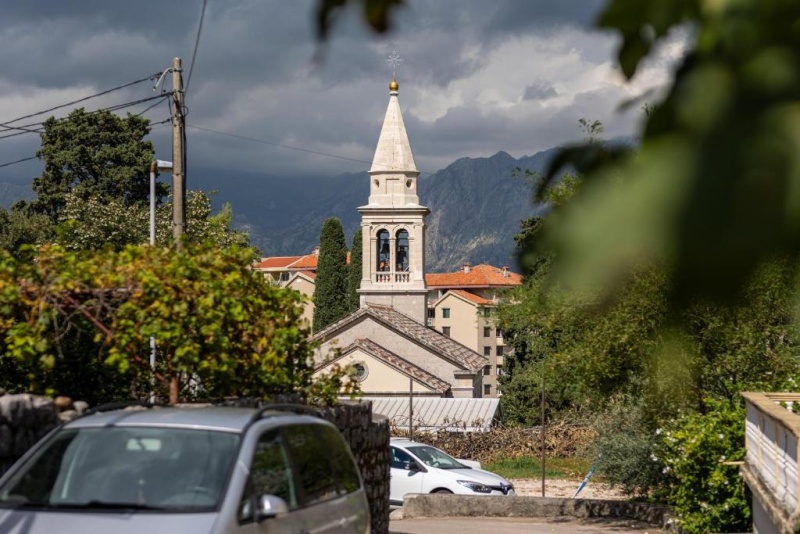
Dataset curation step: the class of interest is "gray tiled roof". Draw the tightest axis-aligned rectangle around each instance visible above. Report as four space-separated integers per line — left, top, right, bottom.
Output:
317 339 450 394
312 304 487 373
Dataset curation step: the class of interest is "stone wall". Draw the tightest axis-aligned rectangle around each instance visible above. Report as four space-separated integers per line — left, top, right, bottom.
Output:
0 393 87 477
320 400 391 534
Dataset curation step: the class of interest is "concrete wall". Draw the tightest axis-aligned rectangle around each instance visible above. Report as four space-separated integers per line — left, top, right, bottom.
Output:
401 494 671 527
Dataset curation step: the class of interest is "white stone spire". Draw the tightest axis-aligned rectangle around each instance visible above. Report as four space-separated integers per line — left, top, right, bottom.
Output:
370 80 418 174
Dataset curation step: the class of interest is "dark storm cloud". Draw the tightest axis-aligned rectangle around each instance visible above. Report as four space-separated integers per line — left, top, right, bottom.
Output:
0 1 653 182
523 81 558 101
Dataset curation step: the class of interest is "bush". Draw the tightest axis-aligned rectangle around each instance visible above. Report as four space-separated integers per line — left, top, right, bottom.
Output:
592 396 664 497
656 399 750 534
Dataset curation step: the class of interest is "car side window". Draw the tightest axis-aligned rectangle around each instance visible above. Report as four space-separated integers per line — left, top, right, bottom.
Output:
319 425 361 495
390 447 414 469
239 429 298 522
283 424 339 506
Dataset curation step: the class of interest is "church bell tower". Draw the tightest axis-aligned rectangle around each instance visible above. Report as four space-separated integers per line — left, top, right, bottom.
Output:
357 78 429 323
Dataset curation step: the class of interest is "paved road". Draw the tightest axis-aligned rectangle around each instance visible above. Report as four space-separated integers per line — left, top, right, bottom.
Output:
390 517 659 533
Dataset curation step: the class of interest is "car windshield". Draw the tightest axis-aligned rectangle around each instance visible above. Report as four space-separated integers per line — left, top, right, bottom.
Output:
0 426 240 512
406 445 466 470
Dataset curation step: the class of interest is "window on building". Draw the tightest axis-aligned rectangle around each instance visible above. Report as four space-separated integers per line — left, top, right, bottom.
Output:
443 326 451 337
279 272 290 282
483 326 491 337
483 308 491 317
496 328 503 338
442 308 450 318
483 365 491 376
395 229 409 271
484 384 491 395
377 229 390 272
483 346 491 356
496 346 503 357
427 308 435 318
496 365 504 376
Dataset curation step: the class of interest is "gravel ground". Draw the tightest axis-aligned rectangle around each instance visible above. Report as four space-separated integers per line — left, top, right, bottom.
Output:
511 478 628 500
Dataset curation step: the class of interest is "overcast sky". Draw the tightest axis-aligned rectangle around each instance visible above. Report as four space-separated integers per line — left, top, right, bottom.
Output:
0 0 685 184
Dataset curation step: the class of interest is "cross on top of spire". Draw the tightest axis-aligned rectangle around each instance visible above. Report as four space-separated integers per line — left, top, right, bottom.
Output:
386 49 403 77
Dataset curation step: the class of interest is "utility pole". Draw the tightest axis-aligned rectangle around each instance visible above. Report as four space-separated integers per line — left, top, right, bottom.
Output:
171 57 186 249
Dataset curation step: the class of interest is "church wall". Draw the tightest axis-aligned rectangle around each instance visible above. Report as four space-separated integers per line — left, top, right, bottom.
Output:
315 317 474 395
359 291 428 325
314 348 437 396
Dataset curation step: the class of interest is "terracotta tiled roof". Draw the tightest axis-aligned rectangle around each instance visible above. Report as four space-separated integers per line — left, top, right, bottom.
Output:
254 256 302 269
425 264 522 288
447 289 494 306
299 270 316 280
312 304 487 373
256 249 350 272
316 338 450 394
289 253 318 270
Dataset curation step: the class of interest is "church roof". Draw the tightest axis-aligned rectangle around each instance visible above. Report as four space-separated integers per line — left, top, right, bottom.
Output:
370 82 418 174
425 264 523 288
312 304 486 373
317 338 450 394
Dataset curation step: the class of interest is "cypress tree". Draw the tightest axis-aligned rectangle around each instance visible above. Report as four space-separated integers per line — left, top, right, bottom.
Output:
313 217 349 332
346 227 363 312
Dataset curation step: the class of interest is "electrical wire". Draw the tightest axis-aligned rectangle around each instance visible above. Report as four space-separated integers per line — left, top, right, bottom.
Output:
187 124 375 166
0 155 39 169
0 95 168 141
185 0 208 96
0 72 162 130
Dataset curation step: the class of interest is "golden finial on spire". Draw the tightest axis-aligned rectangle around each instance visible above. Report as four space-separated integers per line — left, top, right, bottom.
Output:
386 49 402 93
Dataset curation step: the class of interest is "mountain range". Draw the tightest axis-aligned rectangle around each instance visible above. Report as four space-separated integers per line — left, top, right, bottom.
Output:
0 148 558 272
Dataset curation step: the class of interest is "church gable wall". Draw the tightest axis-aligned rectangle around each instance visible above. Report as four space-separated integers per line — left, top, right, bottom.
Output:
316 317 466 389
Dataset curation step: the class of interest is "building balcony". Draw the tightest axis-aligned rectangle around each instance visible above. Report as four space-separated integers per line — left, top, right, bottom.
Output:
741 392 800 533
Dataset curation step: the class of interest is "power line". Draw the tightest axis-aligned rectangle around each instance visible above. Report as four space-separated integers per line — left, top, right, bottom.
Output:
0 115 171 171
185 0 208 96
0 72 162 130
187 123 433 175
0 95 168 142
187 124 375 166
0 155 38 169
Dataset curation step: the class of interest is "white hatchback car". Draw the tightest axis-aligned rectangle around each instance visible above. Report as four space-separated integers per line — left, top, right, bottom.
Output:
389 438 514 505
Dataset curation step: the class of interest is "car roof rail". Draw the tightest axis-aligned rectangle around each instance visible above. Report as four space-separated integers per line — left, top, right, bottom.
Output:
242 402 325 430
82 400 167 417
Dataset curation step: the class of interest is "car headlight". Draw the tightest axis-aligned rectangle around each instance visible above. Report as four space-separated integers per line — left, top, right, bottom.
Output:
457 480 492 494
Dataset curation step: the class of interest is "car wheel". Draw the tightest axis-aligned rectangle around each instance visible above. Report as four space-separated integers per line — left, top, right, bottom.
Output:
432 489 453 494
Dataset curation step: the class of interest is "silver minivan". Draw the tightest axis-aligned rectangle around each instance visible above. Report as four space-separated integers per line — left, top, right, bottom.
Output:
0 405 370 534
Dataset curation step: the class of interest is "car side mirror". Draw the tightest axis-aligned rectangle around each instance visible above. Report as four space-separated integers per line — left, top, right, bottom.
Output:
255 494 289 522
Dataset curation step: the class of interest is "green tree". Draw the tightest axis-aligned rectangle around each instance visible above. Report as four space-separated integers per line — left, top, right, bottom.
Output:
313 218 349 332
346 227 362 312
25 108 157 223
0 243 354 405
56 189 252 252
0 207 53 260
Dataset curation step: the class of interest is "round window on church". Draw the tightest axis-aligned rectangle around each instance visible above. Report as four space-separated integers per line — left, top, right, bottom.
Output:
352 362 368 382
406 179 412 188
373 179 379 188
